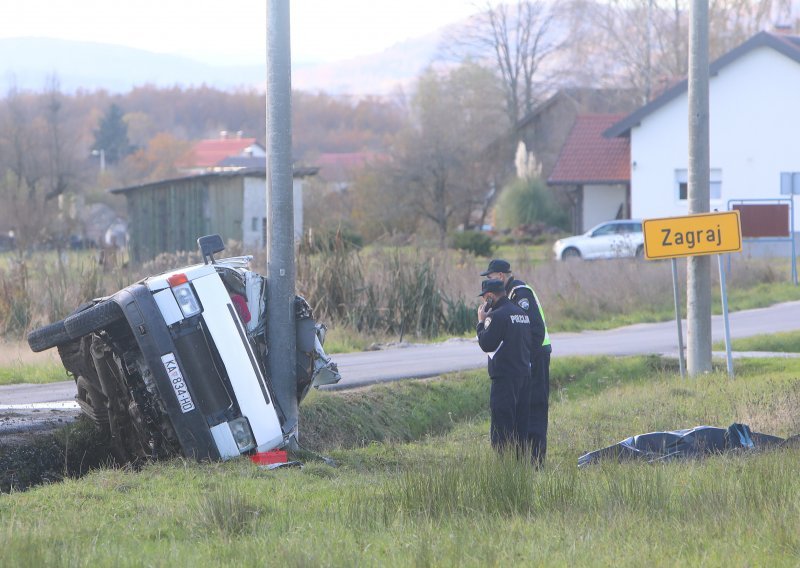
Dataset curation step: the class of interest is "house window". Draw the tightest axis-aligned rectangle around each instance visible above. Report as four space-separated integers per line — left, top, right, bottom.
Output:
676 169 722 201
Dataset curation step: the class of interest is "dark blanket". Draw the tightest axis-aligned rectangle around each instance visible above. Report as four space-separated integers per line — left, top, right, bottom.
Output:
578 423 788 467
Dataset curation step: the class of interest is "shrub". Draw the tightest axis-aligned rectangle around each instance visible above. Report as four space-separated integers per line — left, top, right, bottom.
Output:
451 230 494 257
495 177 569 231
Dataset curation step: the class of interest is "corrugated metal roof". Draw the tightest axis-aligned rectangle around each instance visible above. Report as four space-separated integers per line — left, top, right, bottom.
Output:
110 167 319 195
548 114 630 185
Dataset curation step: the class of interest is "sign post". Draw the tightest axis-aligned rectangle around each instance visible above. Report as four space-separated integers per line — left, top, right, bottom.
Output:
670 258 686 379
779 171 799 285
643 211 742 378
717 254 734 377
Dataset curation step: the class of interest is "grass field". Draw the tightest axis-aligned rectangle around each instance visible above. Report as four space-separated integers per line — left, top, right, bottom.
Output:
1 356 798 566
714 329 800 353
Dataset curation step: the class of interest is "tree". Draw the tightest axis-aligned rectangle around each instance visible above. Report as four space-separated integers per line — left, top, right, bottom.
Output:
565 0 792 103
121 132 191 183
384 63 508 247
441 1 562 127
0 79 81 247
92 103 133 165
350 163 418 242
41 75 83 201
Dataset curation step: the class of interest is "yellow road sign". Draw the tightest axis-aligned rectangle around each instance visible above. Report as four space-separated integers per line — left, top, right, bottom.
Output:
643 211 742 260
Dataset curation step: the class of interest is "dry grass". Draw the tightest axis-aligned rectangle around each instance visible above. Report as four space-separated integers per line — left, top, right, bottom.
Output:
1 245 796 343
735 378 800 437
0 340 60 366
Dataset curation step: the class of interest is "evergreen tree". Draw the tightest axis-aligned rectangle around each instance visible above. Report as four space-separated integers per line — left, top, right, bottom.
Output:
92 103 133 164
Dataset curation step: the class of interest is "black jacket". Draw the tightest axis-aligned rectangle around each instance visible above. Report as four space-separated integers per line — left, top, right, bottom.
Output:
505 278 549 354
477 296 532 378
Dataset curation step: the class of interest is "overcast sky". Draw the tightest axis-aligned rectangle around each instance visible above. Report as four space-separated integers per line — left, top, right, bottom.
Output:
0 0 482 65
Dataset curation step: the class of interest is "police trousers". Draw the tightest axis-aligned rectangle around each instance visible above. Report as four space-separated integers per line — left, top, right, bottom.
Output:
523 350 551 466
489 374 526 452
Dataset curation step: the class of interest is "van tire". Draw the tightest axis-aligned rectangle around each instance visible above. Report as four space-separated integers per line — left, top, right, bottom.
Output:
65 301 124 338
27 321 71 352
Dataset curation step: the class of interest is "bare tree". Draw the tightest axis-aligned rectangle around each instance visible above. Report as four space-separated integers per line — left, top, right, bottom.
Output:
43 76 71 200
0 77 84 248
570 0 793 103
384 64 508 246
441 1 561 127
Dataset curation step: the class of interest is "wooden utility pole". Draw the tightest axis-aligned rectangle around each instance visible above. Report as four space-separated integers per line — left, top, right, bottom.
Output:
686 0 712 375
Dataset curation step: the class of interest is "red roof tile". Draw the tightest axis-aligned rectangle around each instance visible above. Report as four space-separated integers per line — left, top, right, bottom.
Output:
548 114 630 185
188 138 261 168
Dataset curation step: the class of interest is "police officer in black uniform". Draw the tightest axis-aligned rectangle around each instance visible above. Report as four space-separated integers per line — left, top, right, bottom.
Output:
481 259 551 466
476 279 533 453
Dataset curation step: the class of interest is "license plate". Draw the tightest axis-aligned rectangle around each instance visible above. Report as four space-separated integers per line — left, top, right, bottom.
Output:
161 353 195 413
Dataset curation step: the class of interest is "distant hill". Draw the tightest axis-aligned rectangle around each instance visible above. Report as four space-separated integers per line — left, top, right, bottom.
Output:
294 30 443 95
0 33 445 96
0 38 265 93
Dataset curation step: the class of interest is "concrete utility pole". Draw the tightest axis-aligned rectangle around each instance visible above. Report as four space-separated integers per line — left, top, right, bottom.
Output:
686 0 712 375
266 0 298 434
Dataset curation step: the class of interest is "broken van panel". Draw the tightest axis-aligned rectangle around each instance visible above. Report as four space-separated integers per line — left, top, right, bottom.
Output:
27 236 340 462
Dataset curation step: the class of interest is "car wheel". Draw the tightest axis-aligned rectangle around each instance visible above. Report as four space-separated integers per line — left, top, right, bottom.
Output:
562 247 581 261
64 300 124 339
635 245 644 259
27 320 71 352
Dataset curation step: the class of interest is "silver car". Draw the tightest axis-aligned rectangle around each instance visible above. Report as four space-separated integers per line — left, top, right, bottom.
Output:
553 220 644 260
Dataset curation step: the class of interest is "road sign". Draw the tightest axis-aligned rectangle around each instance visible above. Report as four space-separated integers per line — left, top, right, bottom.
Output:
643 211 742 260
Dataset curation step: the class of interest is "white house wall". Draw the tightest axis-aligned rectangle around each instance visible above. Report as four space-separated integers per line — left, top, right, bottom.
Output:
242 177 304 248
583 184 627 230
630 45 800 231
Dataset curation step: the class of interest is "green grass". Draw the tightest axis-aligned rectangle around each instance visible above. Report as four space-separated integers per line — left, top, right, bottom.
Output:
724 281 800 312
0 362 68 385
2 356 799 566
714 329 800 353
491 242 553 264
319 325 378 354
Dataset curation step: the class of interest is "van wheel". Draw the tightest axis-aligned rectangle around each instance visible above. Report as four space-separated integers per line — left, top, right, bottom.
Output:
64 301 124 338
27 321 70 352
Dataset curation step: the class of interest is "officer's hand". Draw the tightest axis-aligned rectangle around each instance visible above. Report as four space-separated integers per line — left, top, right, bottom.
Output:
478 302 488 322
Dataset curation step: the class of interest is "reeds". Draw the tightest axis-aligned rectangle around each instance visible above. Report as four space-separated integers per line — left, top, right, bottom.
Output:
297 244 476 338
1 244 794 342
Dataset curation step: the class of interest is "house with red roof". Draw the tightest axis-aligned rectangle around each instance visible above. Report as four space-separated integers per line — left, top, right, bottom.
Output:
515 88 639 184
182 132 266 174
548 114 631 233
604 31 800 246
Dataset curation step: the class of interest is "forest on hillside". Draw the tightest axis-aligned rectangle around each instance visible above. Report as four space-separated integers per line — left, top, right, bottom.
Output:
0 0 791 251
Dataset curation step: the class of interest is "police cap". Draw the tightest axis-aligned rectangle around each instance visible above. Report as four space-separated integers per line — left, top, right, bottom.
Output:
478 279 505 297
480 259 511 276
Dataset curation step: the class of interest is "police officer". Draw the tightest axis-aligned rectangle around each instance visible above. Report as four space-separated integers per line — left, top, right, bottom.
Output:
481 259 551 466
477 279 533 453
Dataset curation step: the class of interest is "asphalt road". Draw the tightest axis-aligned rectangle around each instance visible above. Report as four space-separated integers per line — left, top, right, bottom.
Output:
2 300 800 407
